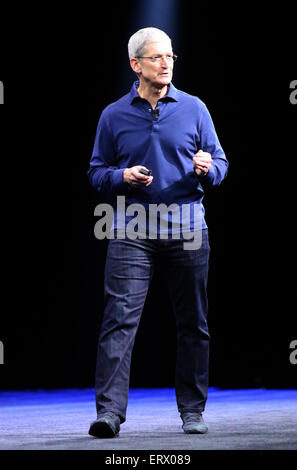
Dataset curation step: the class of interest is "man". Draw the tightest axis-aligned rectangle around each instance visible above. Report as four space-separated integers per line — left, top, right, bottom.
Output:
87 27 228 438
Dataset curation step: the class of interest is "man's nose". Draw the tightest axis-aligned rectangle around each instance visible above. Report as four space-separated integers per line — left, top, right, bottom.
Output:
161 59 170 68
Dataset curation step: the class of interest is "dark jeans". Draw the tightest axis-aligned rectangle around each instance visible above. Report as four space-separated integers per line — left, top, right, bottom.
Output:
94 229 210 423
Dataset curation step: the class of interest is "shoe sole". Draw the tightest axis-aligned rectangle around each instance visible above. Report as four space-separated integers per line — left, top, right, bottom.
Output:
183 427 208 434
88 421 119 438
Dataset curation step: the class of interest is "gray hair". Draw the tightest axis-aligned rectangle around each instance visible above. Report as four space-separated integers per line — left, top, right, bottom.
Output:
128 27 172 60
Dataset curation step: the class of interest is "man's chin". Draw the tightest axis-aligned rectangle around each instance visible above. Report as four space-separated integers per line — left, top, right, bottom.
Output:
154 77 172 89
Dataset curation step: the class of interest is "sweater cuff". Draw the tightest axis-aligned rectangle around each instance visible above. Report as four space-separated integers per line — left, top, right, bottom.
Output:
198 165 215 185
111 168 129 193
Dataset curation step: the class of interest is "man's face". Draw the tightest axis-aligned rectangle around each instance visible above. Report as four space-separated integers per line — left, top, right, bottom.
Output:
134 41 174 88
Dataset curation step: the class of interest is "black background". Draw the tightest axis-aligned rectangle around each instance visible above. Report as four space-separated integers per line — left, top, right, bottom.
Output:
0 2 296 390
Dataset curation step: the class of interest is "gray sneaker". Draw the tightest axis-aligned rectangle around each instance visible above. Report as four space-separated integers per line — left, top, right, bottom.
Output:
88 411 120 438
181 412 208 434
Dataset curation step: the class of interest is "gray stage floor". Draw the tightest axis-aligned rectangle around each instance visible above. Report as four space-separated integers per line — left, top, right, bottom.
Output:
0 388 296 450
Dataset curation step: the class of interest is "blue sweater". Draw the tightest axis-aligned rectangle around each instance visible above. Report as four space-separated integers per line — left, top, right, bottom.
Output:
88 81 228 233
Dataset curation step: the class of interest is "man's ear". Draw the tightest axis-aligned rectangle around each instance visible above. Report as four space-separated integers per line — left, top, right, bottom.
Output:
130 58 141 75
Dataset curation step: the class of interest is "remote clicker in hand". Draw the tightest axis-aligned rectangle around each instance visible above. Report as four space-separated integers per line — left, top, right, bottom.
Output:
139 168 152 176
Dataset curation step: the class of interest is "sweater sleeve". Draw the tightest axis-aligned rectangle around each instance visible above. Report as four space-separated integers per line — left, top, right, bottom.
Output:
196 102 229 187
87 108 129 197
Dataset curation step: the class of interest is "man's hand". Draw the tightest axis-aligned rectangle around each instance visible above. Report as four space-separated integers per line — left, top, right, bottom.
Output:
193 150 213 176
123 166 154 188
